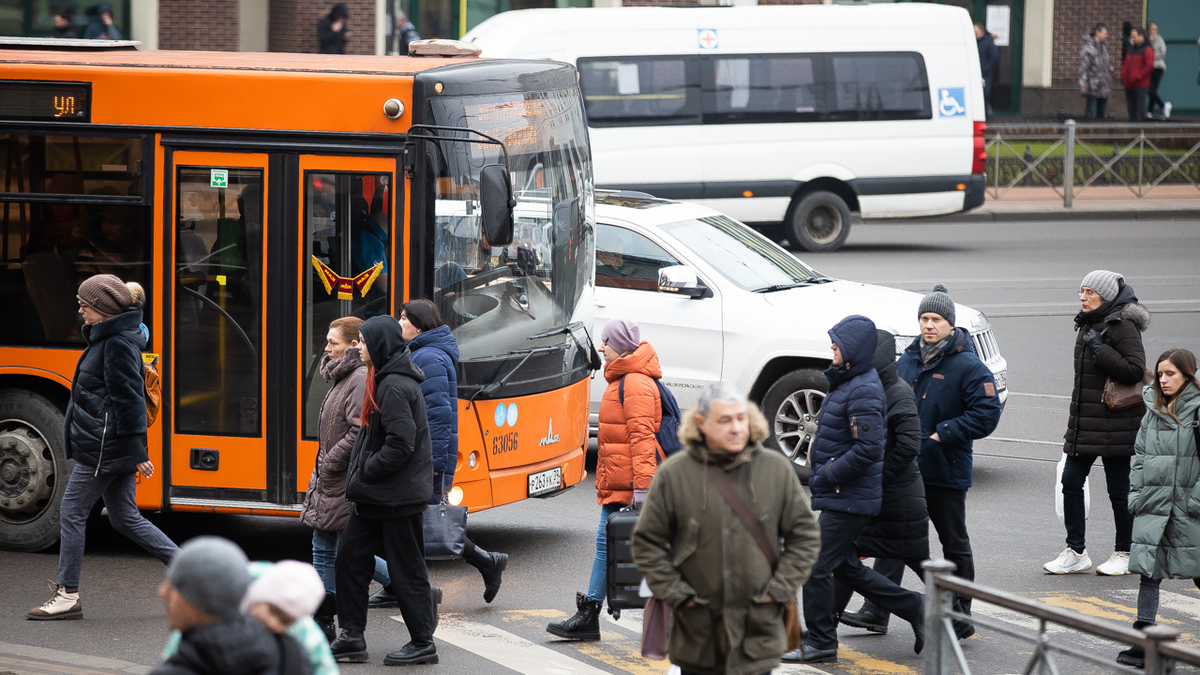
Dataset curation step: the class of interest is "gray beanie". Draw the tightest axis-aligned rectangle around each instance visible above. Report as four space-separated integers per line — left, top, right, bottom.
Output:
918 284 956 326
1081 270 1123 302
167 536 250 621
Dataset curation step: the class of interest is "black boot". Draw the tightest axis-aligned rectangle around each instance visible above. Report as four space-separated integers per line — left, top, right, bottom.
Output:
546 592 602 641
384 640 439 666
368 585 398 609
465 544 509 604
330 628 368 663
1118 621 1152 668
314 593 337 643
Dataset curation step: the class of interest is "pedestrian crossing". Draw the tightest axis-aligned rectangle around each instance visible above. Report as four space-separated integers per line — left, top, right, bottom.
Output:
393 589 1200 675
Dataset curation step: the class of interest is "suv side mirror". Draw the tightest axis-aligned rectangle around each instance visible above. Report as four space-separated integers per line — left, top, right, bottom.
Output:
480 164 515 246
658 265 710 299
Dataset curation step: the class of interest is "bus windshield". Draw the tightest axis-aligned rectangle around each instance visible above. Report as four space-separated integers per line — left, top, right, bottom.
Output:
427 86 595 399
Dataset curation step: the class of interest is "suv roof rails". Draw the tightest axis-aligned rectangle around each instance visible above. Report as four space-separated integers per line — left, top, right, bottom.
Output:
0 37 141 51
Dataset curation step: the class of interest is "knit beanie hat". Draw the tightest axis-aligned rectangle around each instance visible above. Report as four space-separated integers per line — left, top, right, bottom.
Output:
241 560 325 622
601 318 640 355
918 284 956 326
167 536 251 621
1081 270 1123 302
77 274 131 317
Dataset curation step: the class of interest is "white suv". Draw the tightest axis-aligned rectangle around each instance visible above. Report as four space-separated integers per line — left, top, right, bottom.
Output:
589 191 1007 467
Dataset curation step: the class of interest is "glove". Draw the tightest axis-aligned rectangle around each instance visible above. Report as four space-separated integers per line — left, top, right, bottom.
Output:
632 488 649 509
1082 328 1104 353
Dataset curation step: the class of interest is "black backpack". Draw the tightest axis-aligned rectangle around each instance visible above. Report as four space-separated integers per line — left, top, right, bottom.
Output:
618 375 683 461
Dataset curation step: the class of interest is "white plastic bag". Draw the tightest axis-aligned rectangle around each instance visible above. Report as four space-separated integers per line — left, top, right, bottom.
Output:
1054 455 1090 524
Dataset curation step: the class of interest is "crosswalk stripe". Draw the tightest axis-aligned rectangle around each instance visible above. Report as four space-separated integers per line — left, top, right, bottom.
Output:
835 645 918 675
393 613 619 675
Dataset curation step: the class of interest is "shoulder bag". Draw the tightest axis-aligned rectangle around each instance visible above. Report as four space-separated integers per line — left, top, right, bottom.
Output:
1096 327 1153 411
705 464 803 652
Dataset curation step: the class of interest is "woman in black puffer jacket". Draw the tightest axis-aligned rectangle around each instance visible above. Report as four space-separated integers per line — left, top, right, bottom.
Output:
26 275 179 622
833 329 929 635
1045 270 1150 577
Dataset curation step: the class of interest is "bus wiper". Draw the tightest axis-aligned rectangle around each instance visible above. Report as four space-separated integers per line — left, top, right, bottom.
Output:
528 321 601 371
466 343 571 409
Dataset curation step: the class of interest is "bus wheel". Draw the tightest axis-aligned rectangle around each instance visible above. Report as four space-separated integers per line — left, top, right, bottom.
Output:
0 391 69 552
761 369 827 468
788 191 851 252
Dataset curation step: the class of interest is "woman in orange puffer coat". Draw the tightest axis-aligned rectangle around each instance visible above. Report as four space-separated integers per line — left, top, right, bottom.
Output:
546 319 662 642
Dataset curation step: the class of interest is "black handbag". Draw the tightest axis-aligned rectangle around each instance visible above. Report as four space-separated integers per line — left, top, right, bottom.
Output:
424 500 468 560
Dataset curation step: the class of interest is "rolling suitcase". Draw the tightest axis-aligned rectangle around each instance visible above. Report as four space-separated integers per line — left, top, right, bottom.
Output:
605 506 646 616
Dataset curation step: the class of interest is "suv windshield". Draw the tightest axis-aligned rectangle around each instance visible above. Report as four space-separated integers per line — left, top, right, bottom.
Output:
425 86 595 397
658 215 818 291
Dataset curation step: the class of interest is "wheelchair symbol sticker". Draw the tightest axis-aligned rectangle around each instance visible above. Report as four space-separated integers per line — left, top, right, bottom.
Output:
938 88 967 117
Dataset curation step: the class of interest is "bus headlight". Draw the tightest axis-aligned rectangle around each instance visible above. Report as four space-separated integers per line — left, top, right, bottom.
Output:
448 486 464 506
468 452 478 469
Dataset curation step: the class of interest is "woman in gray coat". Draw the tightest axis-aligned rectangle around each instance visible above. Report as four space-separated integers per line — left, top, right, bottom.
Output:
1117 348 1200 668
1079 23 1114 119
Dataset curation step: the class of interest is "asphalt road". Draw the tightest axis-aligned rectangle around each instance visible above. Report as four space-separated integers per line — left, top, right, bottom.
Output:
1 219 1199 675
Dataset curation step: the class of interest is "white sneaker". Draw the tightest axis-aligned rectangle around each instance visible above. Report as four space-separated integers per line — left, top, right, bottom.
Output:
1096 551 1131 576
25 581 82 620
1043 548 1092 574
1164 102 1172 118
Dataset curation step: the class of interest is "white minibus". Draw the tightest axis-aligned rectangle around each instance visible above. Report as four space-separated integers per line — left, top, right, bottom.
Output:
465 4 988 251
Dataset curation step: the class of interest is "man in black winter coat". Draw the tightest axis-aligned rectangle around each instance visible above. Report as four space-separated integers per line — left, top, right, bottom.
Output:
317 4 349 54
834 330 929 635
330 316 438 666
153 537 311 675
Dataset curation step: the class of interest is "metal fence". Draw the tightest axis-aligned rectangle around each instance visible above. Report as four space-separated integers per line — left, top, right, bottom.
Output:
923 559 1200 675
985 122 1200 205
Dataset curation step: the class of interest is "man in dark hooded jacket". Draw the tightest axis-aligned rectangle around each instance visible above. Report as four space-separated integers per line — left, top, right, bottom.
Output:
330 316 438 666
317 4 349 54
898 284 1002 639
834 329 929 635
790 316 925 664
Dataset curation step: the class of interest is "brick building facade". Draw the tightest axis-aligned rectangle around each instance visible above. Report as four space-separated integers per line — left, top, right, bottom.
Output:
159 0 241 51
269 0 377 54
1051 0 1144 86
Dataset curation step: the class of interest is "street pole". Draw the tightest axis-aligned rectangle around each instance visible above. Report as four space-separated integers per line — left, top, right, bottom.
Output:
923 559 957 675
1063 119 1075 207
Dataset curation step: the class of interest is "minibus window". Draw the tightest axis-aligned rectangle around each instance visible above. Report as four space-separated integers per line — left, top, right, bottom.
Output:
578 57 701 127
830 53 931 121
706 55 823 123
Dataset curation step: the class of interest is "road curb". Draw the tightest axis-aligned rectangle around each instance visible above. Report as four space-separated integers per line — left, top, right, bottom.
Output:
896 208 1200 224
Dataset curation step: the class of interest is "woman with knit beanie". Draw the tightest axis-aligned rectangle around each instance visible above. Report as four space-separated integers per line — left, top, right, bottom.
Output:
26 274 179 621
1044 270 1150 576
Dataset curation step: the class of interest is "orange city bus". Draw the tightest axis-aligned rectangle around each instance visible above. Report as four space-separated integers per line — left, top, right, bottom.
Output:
0 38 598 551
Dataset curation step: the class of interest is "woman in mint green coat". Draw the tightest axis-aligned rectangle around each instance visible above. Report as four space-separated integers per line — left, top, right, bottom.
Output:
1118 348 1200 668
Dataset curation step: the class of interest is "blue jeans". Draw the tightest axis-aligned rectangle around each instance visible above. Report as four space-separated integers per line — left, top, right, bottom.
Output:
57 463 179 588
312 528 391 594
587 503 623 603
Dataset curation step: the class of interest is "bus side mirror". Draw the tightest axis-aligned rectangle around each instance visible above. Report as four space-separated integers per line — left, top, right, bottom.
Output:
480 164 515 247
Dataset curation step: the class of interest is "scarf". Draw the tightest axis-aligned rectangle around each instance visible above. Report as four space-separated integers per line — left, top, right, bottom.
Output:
921 337 948 364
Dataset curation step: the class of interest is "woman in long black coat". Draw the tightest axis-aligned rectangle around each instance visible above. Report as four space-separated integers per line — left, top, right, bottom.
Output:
831 330 929 635
1045 270 1149 577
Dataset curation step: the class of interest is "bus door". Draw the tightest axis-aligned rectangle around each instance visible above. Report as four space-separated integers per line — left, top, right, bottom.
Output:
296 156 397 497
168 152 270 506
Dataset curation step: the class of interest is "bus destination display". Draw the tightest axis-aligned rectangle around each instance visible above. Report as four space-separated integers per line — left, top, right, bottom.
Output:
0 81 91 122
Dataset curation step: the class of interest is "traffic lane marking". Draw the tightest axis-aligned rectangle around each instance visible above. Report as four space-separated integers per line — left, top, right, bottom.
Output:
0 655 143 675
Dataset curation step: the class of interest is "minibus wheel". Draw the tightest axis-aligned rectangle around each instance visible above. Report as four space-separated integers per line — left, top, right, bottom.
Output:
761 369 827 468
0 391 69 552
789 191 852 252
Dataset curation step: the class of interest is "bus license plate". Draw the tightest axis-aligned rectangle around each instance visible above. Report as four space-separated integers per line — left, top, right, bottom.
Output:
528 467 562 497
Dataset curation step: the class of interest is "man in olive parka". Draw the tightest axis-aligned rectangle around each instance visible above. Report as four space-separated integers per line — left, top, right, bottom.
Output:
631 383 820 675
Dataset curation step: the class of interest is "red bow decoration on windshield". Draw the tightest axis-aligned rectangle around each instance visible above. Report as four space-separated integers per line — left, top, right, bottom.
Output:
312 256 383 300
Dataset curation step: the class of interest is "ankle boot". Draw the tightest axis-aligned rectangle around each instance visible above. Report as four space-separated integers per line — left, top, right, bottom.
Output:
465 544 509 604
329 628 368 663
1118 621 1152 668
314 593 337 643
546 592 602 641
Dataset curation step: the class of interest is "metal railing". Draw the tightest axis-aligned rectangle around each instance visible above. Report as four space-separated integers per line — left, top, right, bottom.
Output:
923 559 1200 675
985 122 1200 205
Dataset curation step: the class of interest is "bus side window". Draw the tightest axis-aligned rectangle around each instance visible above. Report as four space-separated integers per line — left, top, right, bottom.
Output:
0 134 150 346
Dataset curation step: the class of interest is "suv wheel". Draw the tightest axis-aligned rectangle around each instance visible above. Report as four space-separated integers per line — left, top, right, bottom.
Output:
761 369 827 468
788 191 852 252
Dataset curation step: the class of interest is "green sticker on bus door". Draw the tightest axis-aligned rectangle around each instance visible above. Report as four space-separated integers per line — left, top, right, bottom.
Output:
210 169 228 188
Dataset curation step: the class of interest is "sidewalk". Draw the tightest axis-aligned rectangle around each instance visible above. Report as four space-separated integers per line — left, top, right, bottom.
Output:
924 185 1200 222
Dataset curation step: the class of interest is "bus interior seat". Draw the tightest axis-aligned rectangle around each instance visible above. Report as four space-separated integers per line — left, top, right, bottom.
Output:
22 251 79 343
